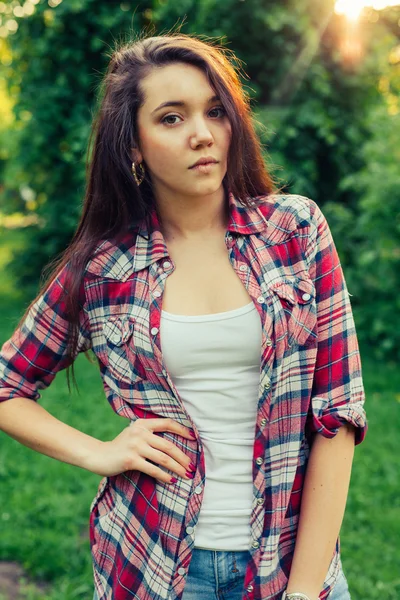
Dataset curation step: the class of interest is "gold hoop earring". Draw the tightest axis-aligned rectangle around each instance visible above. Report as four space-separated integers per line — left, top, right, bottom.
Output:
132 161 145 186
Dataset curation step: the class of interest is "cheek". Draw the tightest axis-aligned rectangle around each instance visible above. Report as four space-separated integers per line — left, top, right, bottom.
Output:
141 135 175 172
220 122 232 152
220 134 231 167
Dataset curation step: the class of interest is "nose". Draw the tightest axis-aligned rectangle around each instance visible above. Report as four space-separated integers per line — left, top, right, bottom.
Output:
189 117 214 149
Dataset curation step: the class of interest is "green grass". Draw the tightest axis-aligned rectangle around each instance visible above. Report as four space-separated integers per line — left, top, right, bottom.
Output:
0 227 399 599
341 358 400 599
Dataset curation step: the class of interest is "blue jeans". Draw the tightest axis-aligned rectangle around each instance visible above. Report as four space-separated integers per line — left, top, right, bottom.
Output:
181 548 352 600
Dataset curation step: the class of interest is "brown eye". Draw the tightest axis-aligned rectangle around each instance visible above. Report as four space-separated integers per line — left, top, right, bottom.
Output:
209 106 226 118
161 114 181 126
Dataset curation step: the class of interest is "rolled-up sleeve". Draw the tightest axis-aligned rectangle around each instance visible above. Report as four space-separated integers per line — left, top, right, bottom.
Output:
0 263 91 403
304 199 368 446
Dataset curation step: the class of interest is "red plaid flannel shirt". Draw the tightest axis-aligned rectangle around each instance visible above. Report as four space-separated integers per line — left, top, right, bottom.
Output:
0 192 368 599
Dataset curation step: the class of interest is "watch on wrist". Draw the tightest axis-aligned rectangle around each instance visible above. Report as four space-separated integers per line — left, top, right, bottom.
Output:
282 592 312 600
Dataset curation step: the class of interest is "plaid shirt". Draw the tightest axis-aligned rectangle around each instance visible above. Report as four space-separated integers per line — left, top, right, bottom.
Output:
0 192 368 600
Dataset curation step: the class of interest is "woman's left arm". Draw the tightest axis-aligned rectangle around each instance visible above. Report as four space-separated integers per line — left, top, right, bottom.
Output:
285 423 356 599
284 198 369 599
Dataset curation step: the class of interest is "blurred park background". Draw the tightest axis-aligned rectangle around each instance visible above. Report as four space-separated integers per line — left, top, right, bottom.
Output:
0 0 399 598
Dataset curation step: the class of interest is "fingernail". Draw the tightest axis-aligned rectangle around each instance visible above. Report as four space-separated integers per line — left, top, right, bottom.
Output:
189 462 196 472
185 471 195 479
170 477 178 484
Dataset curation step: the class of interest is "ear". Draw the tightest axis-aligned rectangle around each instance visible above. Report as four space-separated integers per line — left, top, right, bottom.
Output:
130 148 143 164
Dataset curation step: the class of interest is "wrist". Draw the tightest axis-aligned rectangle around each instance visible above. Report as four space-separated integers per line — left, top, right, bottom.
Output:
282 592 314 600
81 437 107 474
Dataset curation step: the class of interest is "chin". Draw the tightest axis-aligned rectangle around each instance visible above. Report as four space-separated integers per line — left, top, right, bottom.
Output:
192 180 224 196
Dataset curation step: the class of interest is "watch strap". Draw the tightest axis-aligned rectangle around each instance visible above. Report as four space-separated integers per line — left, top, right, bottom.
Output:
282 592 312 600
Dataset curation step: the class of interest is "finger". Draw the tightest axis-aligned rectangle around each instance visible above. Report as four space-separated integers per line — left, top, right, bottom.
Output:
144 446 193 480
150 434 195 474
134 457 179 485
133 418 195 440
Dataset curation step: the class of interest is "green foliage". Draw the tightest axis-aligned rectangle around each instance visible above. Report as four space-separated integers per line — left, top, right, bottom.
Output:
2 0 151 297
337 10 400 360
1 0 400 354
341 104 400 359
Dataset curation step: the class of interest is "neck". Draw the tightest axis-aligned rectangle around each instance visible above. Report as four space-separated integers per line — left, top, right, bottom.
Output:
153 185 230 243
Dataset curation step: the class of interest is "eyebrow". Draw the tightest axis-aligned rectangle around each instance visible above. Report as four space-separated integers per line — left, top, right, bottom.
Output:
151 95 221 115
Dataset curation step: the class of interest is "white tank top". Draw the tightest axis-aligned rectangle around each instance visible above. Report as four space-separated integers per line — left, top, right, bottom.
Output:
160 300 262 550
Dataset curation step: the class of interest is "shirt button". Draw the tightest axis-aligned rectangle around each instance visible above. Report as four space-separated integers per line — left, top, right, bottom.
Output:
255 457 263 466
257 497 263 505
151 327 159 335
153 290 161 298
247 584 254 592
302 292 311 301
265 338 273 346
194 485 203 494
163 261 172 269
239 264 248 272
251 540 260 549
162 369 168 377
186 526 194 535
257 296 265 304
177 567 186 576
260 418 267 427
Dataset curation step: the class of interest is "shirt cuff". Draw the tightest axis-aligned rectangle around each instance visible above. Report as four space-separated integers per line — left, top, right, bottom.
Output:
306 397 368 446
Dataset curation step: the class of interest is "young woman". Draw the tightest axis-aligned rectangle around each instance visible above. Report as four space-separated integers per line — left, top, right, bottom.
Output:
0 33 367 600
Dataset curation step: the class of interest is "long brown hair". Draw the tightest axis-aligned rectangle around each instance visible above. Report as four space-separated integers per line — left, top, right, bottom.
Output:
16 31 276 393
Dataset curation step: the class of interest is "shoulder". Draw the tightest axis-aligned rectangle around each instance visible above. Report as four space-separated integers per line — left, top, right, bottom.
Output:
83 230 139 281
254 193 320 243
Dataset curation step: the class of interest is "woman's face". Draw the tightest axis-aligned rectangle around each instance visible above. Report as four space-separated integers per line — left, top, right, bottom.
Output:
134 62 232 199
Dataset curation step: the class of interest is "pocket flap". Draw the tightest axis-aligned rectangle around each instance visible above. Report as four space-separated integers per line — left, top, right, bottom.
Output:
270 277 315 306
102 316 135 346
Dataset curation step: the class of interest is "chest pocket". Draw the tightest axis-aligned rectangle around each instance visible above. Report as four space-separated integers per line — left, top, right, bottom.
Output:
269 275 318 348
102 315 146 384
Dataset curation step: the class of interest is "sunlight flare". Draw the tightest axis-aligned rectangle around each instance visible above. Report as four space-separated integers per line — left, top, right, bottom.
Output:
335 0 400 21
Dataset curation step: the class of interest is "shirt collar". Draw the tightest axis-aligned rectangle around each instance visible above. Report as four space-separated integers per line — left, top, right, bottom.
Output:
139 189 269 238
87 190 274 281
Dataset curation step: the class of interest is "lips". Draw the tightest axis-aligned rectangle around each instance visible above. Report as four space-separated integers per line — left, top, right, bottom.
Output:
189 159 219 169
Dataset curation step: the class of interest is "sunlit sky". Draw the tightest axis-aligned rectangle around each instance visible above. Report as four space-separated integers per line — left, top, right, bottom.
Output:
335 0 400 21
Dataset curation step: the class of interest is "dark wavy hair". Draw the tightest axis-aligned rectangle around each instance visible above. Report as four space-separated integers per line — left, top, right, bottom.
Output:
16 31 276 393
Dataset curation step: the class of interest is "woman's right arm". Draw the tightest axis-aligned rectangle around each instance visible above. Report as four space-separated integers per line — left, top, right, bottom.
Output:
0 264 195 482
0 397 195 481
0 262 102 472
0 396 105 472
